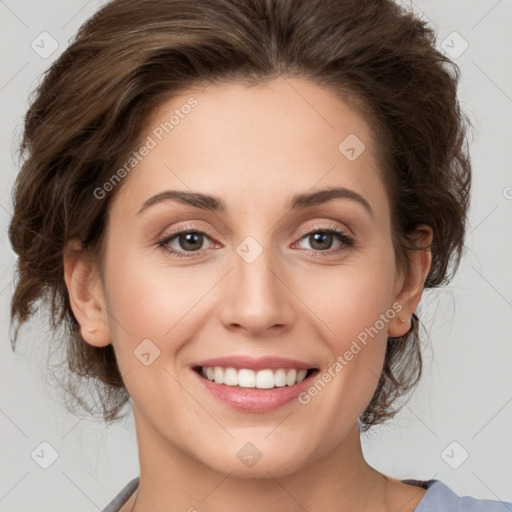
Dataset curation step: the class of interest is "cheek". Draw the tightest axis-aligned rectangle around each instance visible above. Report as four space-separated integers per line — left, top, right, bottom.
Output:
103 249 217 354
296 246 396 345
293 243 396 407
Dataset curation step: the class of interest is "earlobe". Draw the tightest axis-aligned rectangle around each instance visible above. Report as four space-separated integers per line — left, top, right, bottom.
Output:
389 225 433 338
63 238 111 347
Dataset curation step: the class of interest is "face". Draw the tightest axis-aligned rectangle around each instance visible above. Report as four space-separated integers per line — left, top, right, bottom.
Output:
71 77 430 478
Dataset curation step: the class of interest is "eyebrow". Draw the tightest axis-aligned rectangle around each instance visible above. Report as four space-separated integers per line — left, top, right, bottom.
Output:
137 186 373 218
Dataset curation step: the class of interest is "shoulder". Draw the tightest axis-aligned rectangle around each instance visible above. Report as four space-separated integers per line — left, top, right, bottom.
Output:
102 477 139 512
101 476 512 512
408 479 512 512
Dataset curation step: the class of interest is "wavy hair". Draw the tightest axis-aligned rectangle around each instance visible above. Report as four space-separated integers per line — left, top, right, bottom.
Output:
8 0 472 430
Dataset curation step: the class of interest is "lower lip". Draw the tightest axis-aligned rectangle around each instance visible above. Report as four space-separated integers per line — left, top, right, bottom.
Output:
192 369 317 412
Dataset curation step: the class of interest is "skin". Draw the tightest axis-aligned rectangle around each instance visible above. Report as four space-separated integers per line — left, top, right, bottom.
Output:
64 77 432 512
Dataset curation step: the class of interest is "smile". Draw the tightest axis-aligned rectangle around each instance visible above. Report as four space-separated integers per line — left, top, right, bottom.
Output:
194 366 318 389
191 356 320 412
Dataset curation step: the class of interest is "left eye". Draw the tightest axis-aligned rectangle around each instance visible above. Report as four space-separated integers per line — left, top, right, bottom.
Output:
157 226 354 258
294 228 354 253
158 230 213 257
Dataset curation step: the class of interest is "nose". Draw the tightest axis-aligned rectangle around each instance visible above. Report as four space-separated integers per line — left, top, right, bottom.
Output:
219 241 295 337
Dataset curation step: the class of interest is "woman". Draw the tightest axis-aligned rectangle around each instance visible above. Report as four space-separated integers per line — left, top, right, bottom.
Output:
8 0 511 510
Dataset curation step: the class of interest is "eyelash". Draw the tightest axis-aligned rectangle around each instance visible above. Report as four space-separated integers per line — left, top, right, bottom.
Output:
157 223 355 259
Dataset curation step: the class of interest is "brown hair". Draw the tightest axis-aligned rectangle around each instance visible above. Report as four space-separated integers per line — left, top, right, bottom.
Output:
8 0 471 430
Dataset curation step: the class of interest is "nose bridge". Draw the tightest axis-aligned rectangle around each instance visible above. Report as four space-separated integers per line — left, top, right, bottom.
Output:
219 232 294 334
234 233 283 306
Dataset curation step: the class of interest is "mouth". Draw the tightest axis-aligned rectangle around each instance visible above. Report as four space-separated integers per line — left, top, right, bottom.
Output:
192 365 320 390
190 355 321 412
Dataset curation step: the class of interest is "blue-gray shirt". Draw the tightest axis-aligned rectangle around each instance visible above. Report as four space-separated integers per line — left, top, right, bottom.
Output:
102 477 512 511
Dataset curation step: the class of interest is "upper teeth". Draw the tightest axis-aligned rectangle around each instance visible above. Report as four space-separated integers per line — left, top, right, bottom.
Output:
201 366 309 389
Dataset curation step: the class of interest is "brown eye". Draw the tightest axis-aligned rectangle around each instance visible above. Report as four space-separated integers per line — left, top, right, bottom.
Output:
175 232 205 251
158 228 216 258
307 231 336 251
294 226 355 256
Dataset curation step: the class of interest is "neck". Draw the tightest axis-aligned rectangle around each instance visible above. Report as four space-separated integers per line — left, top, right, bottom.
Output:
126 412 399 512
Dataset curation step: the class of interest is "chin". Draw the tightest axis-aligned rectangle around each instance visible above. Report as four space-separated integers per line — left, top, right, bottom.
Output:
189 436 317 479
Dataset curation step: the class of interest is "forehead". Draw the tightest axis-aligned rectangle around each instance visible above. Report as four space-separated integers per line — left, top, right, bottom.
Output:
110 76 388 218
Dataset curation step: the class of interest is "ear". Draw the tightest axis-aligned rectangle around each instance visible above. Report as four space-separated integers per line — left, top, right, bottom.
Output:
388 225 433 338
63 238 111 347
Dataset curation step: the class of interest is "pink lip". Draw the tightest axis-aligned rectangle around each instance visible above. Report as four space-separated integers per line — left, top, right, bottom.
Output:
192 355 314 371
192 367 318 412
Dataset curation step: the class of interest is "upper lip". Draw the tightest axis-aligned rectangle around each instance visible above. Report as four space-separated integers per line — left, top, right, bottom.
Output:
193 355 316 371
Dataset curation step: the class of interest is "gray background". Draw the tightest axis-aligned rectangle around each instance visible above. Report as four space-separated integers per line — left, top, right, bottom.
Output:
1 0 511 510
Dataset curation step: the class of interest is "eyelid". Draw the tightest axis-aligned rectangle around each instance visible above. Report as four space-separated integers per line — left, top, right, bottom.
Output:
294 220 351 239
159 218 351 241
158 221 218 242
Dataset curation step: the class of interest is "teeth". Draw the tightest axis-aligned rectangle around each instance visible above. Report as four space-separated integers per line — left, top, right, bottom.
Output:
200 366 310 388
213 366 224 384
238 368 256 388
256 369 274 389
224 367 238 386
274 368 287 387
286 369 297 386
